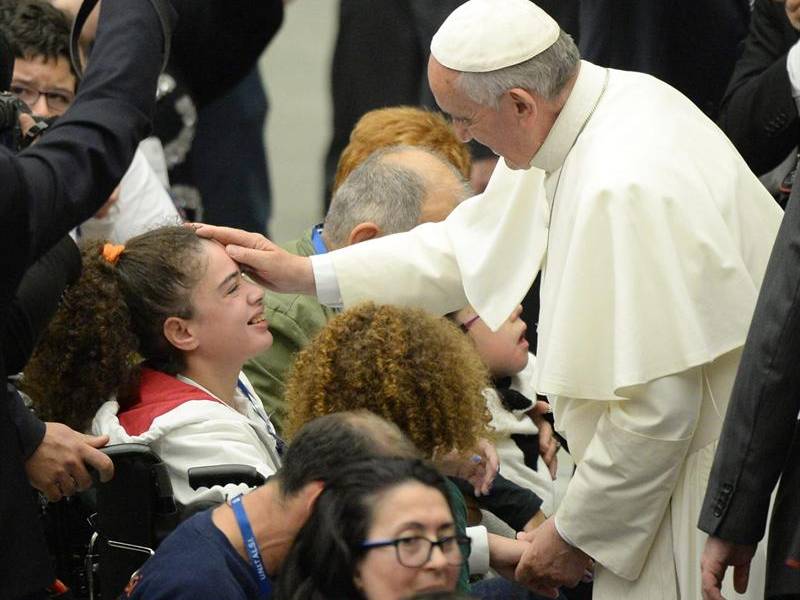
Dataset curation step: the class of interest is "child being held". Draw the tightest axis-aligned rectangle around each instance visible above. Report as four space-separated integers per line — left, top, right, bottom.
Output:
452 304 565 516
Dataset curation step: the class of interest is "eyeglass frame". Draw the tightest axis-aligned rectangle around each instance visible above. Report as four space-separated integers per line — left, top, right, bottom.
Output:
458 314 481 333
360 534 471 568
9 83 75 113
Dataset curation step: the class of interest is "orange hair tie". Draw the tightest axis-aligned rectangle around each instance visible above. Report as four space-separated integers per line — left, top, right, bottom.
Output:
101 243 125 265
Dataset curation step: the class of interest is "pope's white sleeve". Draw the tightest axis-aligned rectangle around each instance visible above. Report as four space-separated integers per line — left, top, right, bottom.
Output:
554 367 703 581
310 253 343 308
323 220 468 316
466 525 490 575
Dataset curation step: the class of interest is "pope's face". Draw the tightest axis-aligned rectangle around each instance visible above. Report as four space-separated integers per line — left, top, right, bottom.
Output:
428 57 539 170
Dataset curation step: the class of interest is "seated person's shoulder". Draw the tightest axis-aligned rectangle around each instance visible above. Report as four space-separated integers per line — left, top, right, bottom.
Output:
264 288 336 334
123 511 252 600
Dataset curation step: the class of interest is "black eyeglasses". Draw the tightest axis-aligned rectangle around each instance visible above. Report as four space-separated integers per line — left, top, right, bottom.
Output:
9 84 74 113
361 535 471 568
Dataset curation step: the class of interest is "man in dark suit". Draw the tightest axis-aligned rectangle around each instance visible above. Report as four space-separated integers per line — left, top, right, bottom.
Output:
578 0 750 120
717 0 800 177
698 170 800 599
0 0 171 597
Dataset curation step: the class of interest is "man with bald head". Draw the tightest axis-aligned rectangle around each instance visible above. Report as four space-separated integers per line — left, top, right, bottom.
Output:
244 144 470 429
196 2 780 597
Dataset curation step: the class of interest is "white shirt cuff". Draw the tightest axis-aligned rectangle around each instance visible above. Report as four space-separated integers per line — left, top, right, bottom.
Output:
466 525 490 575
309 253 343 308
554 515 578 548
787 41 800 108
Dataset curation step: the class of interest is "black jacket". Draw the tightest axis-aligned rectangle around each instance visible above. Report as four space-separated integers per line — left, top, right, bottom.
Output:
578 0 750 120
698 169 800 598
0 0 168 595
717 0 800 175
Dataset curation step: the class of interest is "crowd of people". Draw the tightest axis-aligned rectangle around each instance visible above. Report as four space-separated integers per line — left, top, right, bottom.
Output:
2 0 800 599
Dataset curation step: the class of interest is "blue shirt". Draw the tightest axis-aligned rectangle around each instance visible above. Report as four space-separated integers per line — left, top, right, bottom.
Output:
122 509 268 599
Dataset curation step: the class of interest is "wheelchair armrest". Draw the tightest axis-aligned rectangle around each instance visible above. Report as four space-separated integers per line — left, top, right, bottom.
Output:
188 464 266 490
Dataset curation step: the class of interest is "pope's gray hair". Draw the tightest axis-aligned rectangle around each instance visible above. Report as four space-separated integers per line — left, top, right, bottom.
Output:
324 146 430 249
456 29 580 108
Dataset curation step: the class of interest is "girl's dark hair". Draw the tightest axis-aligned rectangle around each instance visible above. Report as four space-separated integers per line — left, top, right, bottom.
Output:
274 458 452 600
22 226 205 430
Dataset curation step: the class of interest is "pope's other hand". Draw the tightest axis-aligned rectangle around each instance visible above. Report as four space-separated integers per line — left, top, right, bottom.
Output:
515 517 592 597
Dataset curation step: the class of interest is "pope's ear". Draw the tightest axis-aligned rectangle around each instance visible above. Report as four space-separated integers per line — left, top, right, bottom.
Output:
163 316 199 352
508 88 537 123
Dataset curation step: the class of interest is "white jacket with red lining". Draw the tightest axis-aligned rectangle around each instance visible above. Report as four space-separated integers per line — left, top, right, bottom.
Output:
92 367 281 506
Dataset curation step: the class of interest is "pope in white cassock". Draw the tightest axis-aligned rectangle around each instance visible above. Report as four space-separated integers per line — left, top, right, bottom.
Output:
196 1 783 598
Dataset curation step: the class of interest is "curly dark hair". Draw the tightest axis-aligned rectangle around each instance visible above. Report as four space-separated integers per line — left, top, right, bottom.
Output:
284 302 491 458
0 0 74 74
274 458 453 600
22 226 205 430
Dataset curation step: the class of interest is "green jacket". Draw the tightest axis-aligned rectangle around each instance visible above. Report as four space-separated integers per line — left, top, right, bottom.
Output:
243 230 338 432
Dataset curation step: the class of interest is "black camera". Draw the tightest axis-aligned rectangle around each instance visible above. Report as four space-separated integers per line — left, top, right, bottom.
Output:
0 91 51 152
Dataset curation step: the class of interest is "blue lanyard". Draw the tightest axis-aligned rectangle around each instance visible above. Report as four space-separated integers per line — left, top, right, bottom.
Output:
311 224 328 255
231 494 272 599
237 379 286 456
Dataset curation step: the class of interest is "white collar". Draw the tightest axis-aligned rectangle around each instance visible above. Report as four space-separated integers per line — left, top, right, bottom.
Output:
530 61 609 174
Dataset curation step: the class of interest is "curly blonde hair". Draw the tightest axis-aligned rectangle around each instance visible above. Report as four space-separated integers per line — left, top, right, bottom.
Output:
284 302 490 458
333 106 471 192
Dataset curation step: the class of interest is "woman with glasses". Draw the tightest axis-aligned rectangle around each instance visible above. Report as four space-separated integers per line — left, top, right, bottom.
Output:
275 457 469 600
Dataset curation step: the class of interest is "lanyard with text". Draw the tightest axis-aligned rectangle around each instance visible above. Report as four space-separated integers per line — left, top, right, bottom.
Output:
231 494 272 599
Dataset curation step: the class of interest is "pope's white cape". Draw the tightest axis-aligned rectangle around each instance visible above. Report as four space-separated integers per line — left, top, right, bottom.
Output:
330 62 782 403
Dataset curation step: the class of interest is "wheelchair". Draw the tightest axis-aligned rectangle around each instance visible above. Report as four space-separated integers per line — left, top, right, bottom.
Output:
43 443 266 599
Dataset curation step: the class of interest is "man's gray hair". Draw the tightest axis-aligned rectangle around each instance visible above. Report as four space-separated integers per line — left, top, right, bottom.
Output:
324 145 433 248
456 30 580 108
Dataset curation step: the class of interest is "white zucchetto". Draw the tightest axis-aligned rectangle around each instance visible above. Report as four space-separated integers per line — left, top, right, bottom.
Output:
431 0 560 73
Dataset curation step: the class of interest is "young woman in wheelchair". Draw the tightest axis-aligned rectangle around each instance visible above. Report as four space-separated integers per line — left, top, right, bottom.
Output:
23 225 281 505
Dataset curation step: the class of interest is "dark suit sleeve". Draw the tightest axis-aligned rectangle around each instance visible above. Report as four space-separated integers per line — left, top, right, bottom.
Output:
0 0 169 463
698 175 800 544
6 385 45 461
717 0 800 175
10 0 170 268
2 236 81 375
169 0 283 107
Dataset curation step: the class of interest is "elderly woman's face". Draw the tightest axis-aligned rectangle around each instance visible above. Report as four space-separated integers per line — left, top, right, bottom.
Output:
355 482 461 600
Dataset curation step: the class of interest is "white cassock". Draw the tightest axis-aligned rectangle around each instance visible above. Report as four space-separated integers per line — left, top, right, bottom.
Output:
312 61 783 598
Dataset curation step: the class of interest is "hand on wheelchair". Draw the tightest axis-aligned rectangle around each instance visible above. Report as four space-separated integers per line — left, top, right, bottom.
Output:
25 422 114 502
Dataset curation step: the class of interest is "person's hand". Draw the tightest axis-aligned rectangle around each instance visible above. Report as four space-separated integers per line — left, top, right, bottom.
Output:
470 156 499 194
514 517 592 598
529 401 558 479
487 533 532 582
18 113 36 137
787 0 800 31
192 224 316 295
435 438 499 496
24 422 114 502
700 536 757 600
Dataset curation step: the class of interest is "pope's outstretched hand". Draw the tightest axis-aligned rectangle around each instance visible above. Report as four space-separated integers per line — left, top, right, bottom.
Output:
193 224 316 295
